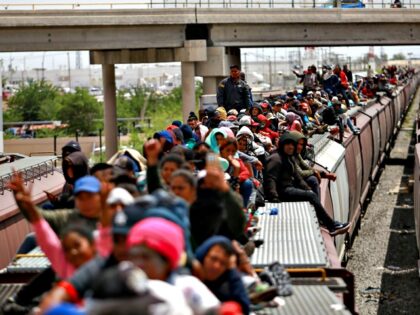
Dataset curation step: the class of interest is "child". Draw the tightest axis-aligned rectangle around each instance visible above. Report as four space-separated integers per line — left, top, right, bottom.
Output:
9 172 96 279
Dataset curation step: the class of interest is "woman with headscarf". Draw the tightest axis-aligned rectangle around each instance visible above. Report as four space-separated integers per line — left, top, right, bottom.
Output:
195 236 250 315
205 128 228 154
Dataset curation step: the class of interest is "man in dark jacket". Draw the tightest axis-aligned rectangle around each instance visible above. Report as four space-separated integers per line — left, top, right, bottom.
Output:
264 133 350 236
217 65 251 112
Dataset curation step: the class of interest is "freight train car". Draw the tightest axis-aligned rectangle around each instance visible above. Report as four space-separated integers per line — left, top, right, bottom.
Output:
319 73 419 261
253 74 420 286
413 85 420 275
0 155 65 269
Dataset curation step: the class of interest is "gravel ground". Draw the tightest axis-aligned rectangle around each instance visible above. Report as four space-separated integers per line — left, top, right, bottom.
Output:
346 90 420 315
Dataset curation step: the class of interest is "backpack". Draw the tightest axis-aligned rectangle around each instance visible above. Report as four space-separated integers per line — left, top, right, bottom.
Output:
321 106 337 125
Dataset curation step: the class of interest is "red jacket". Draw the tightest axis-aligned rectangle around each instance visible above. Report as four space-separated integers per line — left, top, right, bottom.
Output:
339 71 349 89
257 114 279 141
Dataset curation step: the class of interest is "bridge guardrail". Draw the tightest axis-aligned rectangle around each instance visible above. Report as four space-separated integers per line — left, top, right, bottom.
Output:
1 0 420 10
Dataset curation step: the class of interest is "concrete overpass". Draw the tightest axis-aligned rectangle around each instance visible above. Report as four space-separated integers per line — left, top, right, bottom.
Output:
1 8 420 158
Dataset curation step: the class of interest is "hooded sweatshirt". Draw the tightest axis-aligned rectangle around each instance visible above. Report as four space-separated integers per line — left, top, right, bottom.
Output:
256 114 279 141
205 128 228 154
63 151 89 185
264 133 309 201
54 151 89 209
288 131 315 178
250 103 263 121
236 127 265 157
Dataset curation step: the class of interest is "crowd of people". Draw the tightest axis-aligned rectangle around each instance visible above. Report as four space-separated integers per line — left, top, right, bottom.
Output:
2 63 415 315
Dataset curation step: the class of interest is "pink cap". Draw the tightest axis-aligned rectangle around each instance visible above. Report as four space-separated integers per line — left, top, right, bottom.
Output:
127 217 184 270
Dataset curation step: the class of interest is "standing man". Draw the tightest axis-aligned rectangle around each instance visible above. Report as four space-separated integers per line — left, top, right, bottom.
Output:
343 64 353 84
217 65 251 112
333 65 350 107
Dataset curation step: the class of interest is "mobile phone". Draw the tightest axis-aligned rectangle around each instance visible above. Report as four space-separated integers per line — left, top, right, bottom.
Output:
206 152 220 170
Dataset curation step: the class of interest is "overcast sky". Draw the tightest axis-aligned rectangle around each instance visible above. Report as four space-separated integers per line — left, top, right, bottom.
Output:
0 46 419 71
1 0 419 70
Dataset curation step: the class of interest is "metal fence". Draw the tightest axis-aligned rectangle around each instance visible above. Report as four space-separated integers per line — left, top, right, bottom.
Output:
1 0 420 10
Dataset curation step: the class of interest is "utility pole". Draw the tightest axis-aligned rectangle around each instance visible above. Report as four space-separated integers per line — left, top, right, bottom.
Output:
67 52 72 89
76 51 81 70
42 52 46 81
23 57 26 83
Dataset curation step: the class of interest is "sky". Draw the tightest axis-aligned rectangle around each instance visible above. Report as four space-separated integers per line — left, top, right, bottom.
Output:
0 46 419 72
1 0 419 70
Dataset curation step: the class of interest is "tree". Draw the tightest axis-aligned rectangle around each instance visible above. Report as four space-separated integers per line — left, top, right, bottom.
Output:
7 80 59 121
117 86 157 119
58 87 102 135
391 53 406 60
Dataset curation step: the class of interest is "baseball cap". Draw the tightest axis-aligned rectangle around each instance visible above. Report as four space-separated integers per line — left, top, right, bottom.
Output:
106 187 134 206
45 303 84 315
74 176 101 195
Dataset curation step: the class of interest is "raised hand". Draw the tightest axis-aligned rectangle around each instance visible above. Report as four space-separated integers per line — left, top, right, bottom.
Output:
99 182 117 227
201 164 230 193
7 170 40 223
144 139 162 166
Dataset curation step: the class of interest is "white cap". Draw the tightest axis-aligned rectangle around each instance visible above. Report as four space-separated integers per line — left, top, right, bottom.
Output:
106 187 134 206
239 115 252 126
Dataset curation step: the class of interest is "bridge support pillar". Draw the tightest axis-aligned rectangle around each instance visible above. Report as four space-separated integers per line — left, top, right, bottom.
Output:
197 46 241 98
203 77 224 95
181 61 196 123
102 64 118 160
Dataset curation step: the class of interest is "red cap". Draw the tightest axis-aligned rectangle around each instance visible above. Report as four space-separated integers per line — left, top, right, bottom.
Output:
219 302 243 315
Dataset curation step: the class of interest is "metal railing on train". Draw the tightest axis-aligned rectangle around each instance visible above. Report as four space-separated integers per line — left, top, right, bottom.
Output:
1 0 420 10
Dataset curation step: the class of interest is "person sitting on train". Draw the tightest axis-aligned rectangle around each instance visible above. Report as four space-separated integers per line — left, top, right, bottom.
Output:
34 187 184 313
126 217 221 315
194 236 250 314
169 169 198 206
290 131 337 199
190 161 248 249
219 137 254 209
331 97 360 135
264 133 350 236
144 139 189 193
13 175 101 239
44 146 89 210
188 111 209 142
322 65 339 96
90 162 113 183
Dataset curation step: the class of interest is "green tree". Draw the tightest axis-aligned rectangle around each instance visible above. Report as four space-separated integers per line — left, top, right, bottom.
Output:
58 87 102 135
117 87 157 119
392 53 406 60
7 80 59 121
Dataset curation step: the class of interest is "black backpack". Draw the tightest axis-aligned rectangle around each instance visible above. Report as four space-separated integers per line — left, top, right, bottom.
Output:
322 106 337 126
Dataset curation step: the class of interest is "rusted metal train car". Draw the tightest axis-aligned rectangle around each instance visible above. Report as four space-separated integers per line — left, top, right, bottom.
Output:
413 84 420 275
317 74 419 263
0 155 65 269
